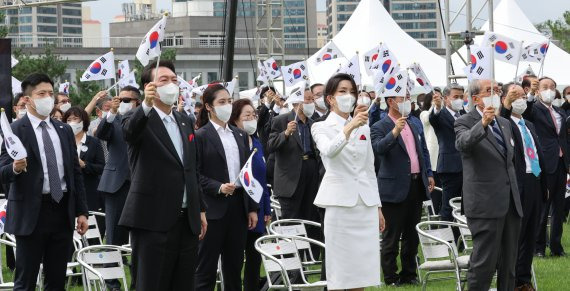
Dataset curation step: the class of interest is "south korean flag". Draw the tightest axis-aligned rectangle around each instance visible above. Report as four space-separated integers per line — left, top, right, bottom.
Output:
482 31 522 65
281 60 309 88
463 45 493 81
336 54 361 85
381 69 408 98
80 51 116 82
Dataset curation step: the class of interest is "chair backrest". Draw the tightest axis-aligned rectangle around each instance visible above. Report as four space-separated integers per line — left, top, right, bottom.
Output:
418 226 458 261
77 246 130 291
449 197 462 211
422 200 440 221
268 219 323 262
270 195 282 221
451 209 472 251
75 215 103 247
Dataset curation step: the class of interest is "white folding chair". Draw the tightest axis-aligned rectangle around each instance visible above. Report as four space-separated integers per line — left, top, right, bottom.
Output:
451 209 472 253
270 195 282 221
416 221 470 291
255 234 326 291
76 245 132 291
268 219 323 275
449 197 462 211
422 199 441 222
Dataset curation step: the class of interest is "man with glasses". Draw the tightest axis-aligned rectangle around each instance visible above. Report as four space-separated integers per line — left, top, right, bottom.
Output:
13 93 27 120
310 83 327 121
55 93 72 113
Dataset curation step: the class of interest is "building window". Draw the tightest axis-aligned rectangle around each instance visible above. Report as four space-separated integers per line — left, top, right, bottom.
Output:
397 22 437 29
37 7 57 14
63 18 82 25
207 72 219 83
62 8 81 16
63 27 82 34
238 72 249 91
336 14 351 21
392 3 437 11
38 25 57 33
199 34 225 48
37 16 57 23
407 31 437 39
392 12 437 20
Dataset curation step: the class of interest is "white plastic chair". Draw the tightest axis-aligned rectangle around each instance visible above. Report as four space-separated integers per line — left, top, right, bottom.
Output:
416 221 470 291
255 234 326 291
451 209 473 253
76 245 132 291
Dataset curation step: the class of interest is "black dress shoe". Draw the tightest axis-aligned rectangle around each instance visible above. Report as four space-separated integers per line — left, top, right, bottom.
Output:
535 251 545 258
399 278 420 285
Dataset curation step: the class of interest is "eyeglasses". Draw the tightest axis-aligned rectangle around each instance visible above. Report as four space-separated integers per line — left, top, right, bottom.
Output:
120 98 136 103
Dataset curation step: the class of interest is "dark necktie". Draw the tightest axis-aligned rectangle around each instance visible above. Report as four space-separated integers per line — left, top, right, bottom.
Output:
490 120 506 154
40 121 63 203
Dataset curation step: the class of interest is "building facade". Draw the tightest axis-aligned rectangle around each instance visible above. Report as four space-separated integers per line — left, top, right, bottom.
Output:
325 0 442 49
5 2 82 48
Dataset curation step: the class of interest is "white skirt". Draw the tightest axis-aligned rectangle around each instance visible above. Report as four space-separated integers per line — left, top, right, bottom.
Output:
324 197 380 289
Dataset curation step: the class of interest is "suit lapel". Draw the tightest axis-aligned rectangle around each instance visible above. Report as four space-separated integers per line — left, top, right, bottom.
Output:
173 112 191 168
287 112 303 149
51 120 71 178
20 116 41 162
536 102 558 134
442 107 456 126
79 136 88 161
149 109 183 166
469 110 505 157
205 122 228 165
229 125 247 166
386 117 407 151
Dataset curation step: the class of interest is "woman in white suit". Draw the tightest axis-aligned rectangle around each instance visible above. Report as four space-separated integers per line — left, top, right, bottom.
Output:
311 73 385 291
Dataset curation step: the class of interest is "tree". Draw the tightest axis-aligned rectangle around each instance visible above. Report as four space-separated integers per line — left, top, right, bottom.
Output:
0 11 8 38
69 69 104 109
536 11 570 53
12 45 68 80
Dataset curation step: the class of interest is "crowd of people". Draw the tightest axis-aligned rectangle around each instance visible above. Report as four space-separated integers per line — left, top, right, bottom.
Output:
2 59 569 291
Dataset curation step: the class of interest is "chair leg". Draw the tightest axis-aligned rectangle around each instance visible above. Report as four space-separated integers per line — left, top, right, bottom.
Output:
532 263 538 291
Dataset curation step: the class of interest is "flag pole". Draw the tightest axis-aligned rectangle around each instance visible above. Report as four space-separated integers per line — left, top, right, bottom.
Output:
107 69 138 92
233 148 258 184
490 44 495 95
538 38 551 78
513 41 524 83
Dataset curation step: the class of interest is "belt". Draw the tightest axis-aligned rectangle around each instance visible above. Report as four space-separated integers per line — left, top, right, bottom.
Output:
411 174 420 180
41 192 68 203
179 208 188 218
302 154 315 160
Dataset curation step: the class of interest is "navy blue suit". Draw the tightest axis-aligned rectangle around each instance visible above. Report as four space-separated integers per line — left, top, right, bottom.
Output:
429 107 464 221
371 113 432 284
523 100 570 255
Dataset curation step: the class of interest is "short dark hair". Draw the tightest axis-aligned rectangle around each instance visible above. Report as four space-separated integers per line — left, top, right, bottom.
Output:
310 83 324 93
539 76 557 88
120 85 142 100
62 106 90 132
324 73 357 110
563 86 570 96
140 60 176 88
13 93 25 105
521 75 537 89
260 86 275 98
21 73 54 96
50 108 63 118
229 99 254 127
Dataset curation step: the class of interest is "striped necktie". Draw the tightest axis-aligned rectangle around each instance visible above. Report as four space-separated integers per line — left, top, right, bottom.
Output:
490 120 506 154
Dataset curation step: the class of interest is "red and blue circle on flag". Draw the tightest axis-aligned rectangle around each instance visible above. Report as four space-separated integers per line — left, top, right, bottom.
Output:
416 78 424 86
470 55 477 70
90 62 102 74
386 77 396 90
382 60 392 73
540 43 549 55
322 53 332 61
0 210 6 224
293 69 302 79
244 171 251 187
271 62 279 71
372 53 378 62
495 41 508 54
149 31 160 49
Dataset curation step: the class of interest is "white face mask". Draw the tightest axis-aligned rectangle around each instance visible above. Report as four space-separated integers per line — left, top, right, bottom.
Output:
302 103 315 117
59 102 71 113
315 97 326 110
357 96 372 107
118 102 133 115
451 98 464 112
243 119 257 135
68 121 83 135
17 109 27 118
552 98 564 108
280 106 290 115
31 96 55 117
214 104 232 123
482 94 501 109
540 89 555 104
336 94 356 113
156 83 179 106
397 100 412 117
565 95 570 103
511 99 528 115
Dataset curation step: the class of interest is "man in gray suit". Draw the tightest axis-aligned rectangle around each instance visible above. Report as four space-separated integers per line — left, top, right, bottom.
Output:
455 79 523 291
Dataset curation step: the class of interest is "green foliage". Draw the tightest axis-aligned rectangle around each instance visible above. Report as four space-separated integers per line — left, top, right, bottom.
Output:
536 11 570 53
0 11 8 38
11 45 68 80
69 69 104 109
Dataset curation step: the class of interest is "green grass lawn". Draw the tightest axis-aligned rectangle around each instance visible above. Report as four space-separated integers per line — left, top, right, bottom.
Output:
3 223 569 290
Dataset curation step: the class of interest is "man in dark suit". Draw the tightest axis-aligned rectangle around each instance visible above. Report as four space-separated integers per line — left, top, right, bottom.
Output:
96 86 140 249
501 84 548 291
371 93 434 286
455 79 523 291
256 86 276 159
267 89 319 222
119 60 207 291
0 73 89 290
522 76 570 257
429 83 465 221
310 83 327 120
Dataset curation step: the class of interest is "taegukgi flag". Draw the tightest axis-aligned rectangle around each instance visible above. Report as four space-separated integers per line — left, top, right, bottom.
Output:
58 82 70 95
263 57 282 80
118 71 139 89
409 63 433 93
136 15 167 66
481 31 523 65
380 69 408 98
521 41 549 63
281 60 309 88
191 77 237 97
463 45 493 81
80 51 116 82
0 109 27 160
313 40 344 65
117 60 131 80
363 44 381 76
237 150 263 203
336 54 362 85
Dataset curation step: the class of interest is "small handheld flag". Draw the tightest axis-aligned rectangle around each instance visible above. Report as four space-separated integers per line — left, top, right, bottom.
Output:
263 58 282 80
80 51 116 82
313 40 344 65
0 109 27 161
482 31 523 65
191 77 237 97
0 200 7 235
370 43 399 76
58 82 70 95
336 54 362 85
363 44 381 76
463 45 493 81
117 60 130 80
136 15 167 66
521 41 549 63
285 81 306 105
380 69 408 98
237 148 263 203
409 63 433 93
118 71 140 89
281 60 309 88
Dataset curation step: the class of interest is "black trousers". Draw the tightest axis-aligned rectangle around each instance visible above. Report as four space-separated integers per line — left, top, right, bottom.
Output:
130 211 199 291
14 196 73 291
516 174 542 286
103 181 129 246
536 158 566 254
244 231 264 291
439 172 463 221
381 177 423 284
195 194 248 291
467 197 521 291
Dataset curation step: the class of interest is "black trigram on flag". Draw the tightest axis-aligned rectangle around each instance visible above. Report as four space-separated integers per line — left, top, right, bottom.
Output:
7 137 15 145
348 62 353 68
364 56 370 62
84 74 91 80
508 42 515 49
101 69 108 76
476 67 484 75
288 78 293 83
100 57 107 63
326 48 333 53
396 74 403 80
300 64 306 70
287 68 293 74
506 54 513 60
146 48 150 56
10 150 18 157
395 86 402 93
477 51 484 59
489 34 497 42
382 50 389 58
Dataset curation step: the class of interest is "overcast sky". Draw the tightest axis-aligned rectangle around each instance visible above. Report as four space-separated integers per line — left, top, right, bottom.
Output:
86 0 570 39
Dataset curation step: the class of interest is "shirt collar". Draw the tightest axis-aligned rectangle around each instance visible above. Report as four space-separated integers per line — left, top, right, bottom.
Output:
328 111 351 125
80 132 87 145
510 115 525 125
211 120 232 132
28 112 52 129
446 106 458 114
154 105 174 121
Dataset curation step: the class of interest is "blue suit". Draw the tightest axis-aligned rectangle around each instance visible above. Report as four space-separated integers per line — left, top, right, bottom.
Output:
429 107 464 221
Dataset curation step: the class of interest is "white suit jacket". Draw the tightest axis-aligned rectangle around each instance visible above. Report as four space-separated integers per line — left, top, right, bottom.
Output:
311 112 381 208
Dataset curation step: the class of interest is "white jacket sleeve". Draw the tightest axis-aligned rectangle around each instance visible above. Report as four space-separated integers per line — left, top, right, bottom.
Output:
311 122 349 158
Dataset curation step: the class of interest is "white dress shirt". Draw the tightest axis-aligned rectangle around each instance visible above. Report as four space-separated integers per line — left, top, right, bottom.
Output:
511 116 540 173
27 113 67 194
76 133 87 157
211 121 241 183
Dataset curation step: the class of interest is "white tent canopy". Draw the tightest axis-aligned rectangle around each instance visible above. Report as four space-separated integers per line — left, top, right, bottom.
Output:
452 0 570 85
307 0 447 87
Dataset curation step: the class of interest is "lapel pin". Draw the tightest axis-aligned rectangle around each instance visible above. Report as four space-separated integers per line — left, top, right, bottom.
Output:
59 126 63 128
182 123 186 126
